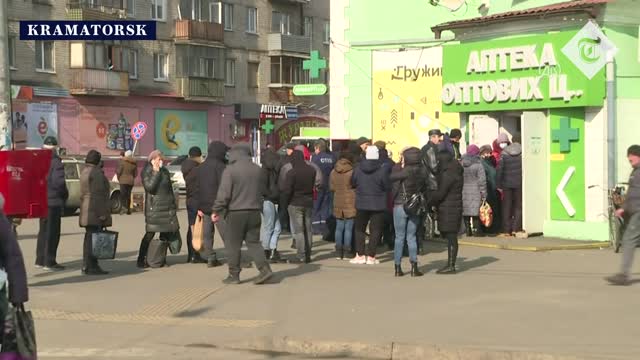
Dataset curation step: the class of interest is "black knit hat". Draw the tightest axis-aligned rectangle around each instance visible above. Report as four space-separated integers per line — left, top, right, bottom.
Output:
450 129 462 139
356 137 370 146
428 129 442 137
188 146 202 157
85 150 102 165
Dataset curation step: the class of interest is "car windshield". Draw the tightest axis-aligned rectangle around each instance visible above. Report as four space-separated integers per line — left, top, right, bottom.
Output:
169 155 188 166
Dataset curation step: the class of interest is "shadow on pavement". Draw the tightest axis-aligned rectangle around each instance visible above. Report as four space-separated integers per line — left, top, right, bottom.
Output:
174 307 213 318
268 264 321 284
421 256 499 274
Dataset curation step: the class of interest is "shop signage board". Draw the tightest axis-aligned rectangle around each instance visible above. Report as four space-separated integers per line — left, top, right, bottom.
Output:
441 29 607 112
259 104 298 120
293 84 327 96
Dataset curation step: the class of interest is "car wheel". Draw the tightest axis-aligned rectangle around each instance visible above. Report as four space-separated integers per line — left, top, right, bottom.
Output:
63 207 78 216
110 192 122 214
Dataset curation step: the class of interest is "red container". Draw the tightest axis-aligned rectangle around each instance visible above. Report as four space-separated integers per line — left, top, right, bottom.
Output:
0 150 52 218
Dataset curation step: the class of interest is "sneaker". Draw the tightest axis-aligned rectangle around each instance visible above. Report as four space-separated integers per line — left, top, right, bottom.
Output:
366 257 380 265
222 275 241 285
288 257 305 264
253 269 273 285
349 255 367 265
605 273 631 286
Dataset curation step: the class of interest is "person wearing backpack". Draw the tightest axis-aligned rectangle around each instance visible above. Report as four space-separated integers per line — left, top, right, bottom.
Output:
260 148 282 263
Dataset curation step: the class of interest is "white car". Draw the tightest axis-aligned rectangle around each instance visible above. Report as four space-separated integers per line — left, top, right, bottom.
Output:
165 155 187 195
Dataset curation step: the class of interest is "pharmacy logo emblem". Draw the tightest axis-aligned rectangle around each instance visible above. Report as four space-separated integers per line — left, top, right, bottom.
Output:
562 21 618 80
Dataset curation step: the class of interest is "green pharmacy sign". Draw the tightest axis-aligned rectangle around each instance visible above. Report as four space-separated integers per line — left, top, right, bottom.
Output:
293 84 327 96
441 30 606 112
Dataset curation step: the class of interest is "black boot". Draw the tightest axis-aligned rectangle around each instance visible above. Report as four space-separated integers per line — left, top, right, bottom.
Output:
254 265 273 285
264 249 272 259
410 262 423 277
335 246 344 260
190 254 206 264
394 264 404 277
222 274 240 285
437 246 455 274
207 253 222 268
465 217 473 237
270 250 282 263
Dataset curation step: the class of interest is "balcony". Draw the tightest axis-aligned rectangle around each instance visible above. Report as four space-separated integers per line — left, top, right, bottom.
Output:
176 77 224 102
174 20 224 44
66 0 126 20
268 33 311 57
69 69 129 96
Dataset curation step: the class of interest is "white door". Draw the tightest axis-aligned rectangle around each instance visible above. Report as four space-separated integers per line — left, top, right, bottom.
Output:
521 111 548 234
468 114 499 147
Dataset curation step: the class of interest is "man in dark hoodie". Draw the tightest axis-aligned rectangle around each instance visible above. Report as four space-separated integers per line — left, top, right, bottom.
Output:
36 137 69 271
182 146 204 263
496 133 523 236
284 150 318 263
212 144 273 285
260 148 282 262
196 141 229 267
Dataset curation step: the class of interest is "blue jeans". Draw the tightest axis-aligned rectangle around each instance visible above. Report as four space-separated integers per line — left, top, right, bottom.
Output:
393 206 419 265
335 218 354 250
260 200 281 250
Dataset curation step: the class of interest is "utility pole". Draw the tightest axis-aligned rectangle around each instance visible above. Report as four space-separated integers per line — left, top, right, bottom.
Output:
0 0 12 150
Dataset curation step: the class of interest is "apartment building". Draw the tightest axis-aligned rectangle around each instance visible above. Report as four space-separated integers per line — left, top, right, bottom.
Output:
7 0 330 157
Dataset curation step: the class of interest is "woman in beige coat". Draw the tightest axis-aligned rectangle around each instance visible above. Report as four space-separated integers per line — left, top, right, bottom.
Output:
329 152 356 260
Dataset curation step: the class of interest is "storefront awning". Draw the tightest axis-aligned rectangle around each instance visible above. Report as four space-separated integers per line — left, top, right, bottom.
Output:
431 0 610 39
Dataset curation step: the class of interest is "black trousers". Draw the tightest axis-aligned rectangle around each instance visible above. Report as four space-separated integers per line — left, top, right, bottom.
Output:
120 184 133 213
83 226 101 270
36 206 63 266
502 187 523 234
354 210 385 257
278 194 290 232
223 211 269 276
442 231 459 264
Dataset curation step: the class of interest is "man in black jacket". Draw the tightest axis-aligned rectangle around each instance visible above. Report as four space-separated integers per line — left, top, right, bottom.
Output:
260 149 282 262
36 137 68 271
420 129 442 192
196 141 229 267
496 133 523 236
182 146 204 263
212 144 272 285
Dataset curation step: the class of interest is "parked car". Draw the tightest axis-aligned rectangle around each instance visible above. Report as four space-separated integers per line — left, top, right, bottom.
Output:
166 155 187 195
62 157 123 215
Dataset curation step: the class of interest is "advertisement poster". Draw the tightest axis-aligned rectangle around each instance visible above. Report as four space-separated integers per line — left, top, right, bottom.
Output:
79 105 138 155
12 103 58 149
155 109 207 157
371 47 459 160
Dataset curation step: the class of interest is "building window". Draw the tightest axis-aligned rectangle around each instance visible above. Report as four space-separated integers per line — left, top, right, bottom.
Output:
223 3 233 31
246 7 258 34
303 16 313 38
196 58 215 78
8 37 16 69
153 53 168 81
151 0 165 21
225 59 235 86
272 11 290 35
85 42 107 69
248 62 259 88
128 49 138 79
35 41 55 72
270 56 306 85
127 0 135 17
323 21 330 44
210 2 221 23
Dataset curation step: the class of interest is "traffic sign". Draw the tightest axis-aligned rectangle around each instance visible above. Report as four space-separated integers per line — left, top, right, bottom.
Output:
293 84 327 96
131 121 147 140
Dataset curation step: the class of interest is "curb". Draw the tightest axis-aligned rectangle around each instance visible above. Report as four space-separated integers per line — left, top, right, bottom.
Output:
224 337 589 360
437 239 609 252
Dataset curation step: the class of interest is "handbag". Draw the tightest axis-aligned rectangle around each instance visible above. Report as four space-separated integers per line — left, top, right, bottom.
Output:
191 215 204 252
166 232 182 255
91 229 118 260
479 200 493 227
1 304 37 359
402 182 426 217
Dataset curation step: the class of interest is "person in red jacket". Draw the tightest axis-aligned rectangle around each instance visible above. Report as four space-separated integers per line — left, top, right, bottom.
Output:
492 133 510 167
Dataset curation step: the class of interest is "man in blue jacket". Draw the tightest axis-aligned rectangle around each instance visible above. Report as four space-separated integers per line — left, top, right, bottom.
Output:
36 137 68 271
311 139 335 236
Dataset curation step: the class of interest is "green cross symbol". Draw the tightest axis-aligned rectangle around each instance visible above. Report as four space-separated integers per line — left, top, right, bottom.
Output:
261 119 275 135
552 117 579 153
303 51 327 79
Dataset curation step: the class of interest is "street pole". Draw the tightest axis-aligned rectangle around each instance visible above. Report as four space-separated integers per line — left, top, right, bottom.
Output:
0 0 12 150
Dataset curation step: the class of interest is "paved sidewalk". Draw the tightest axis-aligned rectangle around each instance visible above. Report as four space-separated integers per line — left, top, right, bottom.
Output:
14 211 640 359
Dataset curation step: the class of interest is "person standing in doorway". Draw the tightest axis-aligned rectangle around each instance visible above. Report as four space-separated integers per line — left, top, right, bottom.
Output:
137 150 180 268
496 133 523 236
79 150 112 275
212 144 273 285
330 152 356 260
182 146 204 263
461 145 487 237
117 150 137 215
260 148 282 263
351 146 391 265
479 145 500 235
449 129 463 161
492 133 510 167
607 145 640 285
36 137 68 271
284 150 317 263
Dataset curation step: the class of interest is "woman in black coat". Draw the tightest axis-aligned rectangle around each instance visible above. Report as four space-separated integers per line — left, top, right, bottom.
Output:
430 149 463 274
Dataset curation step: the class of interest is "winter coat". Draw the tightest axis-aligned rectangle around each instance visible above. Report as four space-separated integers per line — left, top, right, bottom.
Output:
284 151 317 209
430 152 463 233
352 159 391 211
181 157 200 210
496 143 523 189
197 141 228 215
213 144 263 214
47 151 68 208
461 154 487 216
330 158 356 219
492 140 504 167
624 167 640 216
420 142 439 191
116 157 137 186
141 163 179 233
0 195 28 303
260 149 280 203
311 151 336 184
390 148 426 205
79 164 112 228
482 157 498 204
379 149 395 175
279 160 322 193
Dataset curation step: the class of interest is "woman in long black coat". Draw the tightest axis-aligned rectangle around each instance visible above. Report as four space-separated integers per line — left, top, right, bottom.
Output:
430 149 463 274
